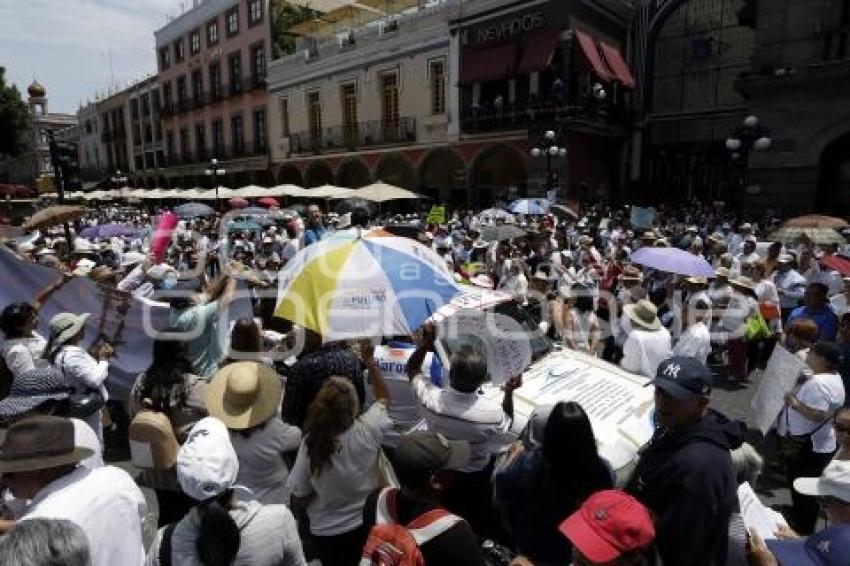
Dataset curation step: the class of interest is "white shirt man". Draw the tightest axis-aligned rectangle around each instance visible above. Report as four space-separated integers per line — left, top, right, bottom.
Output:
773 262 807 310
830 279 850 317
673 320 711 365
23 466 147 566
620 300 673 378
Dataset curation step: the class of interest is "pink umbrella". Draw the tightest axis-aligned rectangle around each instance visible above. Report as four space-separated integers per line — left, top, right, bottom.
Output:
228 197 249 209
258 196 280 208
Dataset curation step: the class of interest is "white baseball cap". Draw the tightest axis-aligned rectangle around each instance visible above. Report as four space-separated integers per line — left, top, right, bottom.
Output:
176 417 239 501
794 459 850 503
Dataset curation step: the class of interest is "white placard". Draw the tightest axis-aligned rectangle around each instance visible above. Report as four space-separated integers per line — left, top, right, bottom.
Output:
750 346 807 434
738 482 784 541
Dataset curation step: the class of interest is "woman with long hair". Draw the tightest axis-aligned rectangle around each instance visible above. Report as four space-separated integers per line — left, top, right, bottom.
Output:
146 417 307 566
129 331 208 525
287 342 391 566
220 318 268 367
495 401 613 563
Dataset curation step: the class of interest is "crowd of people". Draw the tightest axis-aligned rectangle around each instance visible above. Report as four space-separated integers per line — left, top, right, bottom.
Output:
0 197 849 565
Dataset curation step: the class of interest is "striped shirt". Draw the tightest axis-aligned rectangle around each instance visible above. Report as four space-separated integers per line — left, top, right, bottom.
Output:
412 375 516 472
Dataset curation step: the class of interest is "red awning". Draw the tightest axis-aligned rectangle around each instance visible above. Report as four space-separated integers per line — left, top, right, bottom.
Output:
518 28 561 74
574 29 612 82
600 41 636 88
460 42 518 83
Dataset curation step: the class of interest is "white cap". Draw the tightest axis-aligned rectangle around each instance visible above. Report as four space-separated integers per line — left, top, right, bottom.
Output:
744 235 757 243
740 223 753 231
778 253 794 263
73 258 97 276
794 460 850 503
177 417 239 501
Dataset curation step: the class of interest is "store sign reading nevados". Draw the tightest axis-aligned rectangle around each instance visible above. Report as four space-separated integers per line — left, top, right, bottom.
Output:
476 12 545 44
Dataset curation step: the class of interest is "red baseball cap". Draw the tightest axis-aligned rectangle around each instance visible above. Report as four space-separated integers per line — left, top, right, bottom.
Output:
559 490 655 564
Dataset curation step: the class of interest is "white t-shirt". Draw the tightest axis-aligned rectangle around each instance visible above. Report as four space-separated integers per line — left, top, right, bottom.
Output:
672 321 711 365
0 334 47 379
23 465 147 566
366 344 442 449
230 416 302 505
281 239 301 262
779 373 846 453
287 402 391 536
621 327 673 378
830 293 850 317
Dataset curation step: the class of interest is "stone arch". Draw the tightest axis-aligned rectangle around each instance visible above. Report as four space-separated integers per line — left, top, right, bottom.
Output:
156 175 167 189
254 169 273 187
816 132 850 213
418 147 467 205
470 143 527 206
277 165 303 186
375 152 415 189
305 161 334 188
337 158 372 188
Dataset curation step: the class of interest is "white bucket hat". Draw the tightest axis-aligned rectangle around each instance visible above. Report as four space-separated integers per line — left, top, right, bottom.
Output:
177 417 239 501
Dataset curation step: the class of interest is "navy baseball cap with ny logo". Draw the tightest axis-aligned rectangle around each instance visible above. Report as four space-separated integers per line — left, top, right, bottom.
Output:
646 356 713 400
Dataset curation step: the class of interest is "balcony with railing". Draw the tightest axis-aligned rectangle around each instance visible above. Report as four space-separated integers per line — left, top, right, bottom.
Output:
160 144 268 168
290 118 417 154
460 92 631 135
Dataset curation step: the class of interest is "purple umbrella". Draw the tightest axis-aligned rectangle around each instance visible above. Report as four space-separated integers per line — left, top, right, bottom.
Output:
98 224 140 239
630 247 715 278
80 226 101 239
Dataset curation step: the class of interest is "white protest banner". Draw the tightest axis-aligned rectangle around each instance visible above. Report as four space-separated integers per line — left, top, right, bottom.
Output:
438 308 532 386
751 345 807 434
483 349 656 470
737 482 785 541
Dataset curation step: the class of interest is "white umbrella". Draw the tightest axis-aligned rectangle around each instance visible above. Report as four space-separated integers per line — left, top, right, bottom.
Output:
267 184 309 198
234 184 271 198
353 181 423 203
308 185 357 199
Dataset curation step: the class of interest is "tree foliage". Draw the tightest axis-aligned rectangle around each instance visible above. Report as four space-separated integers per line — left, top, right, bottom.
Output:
0 67 31 158
270 0 320 59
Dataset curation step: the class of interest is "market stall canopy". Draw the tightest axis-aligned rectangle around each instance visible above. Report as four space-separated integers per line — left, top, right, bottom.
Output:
234 185 272 198
266 184 310 198
352 181 423 203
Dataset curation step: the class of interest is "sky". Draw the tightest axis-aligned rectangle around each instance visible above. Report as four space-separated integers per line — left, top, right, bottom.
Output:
0 0 186 114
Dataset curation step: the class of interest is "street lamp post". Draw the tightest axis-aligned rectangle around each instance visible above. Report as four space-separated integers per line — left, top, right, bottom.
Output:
111 170 128 200
530 129 567 198
725 115 772 193
205 158 226 209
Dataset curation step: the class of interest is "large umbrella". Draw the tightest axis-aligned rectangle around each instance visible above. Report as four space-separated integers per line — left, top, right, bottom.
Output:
478 208 514 223
229 197 250 209
508 198 549 215
98 224 140 239
258 197 280 208
227 220 263 232
175 202 216 219
550 204 579 220
481 224 527 242
630 247 715 278
80 226 101 239
782 214 848 229
236 207 274 226
354 181 423 203
239 206 268 216
275 230 461 340
335 197 377 215
769 227 846 245
22 205 86 231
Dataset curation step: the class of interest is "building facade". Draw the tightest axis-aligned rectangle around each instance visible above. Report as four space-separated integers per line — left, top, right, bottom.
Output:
641 0 756 204
155 0 271 190
267 0 460 200
452 0 635 205
737 0 850 213
126 76 165 188
267 0 635 208
0 80 77 190
77 100 104 184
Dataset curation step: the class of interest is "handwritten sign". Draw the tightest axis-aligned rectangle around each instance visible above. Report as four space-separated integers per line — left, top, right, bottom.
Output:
751 345 807 434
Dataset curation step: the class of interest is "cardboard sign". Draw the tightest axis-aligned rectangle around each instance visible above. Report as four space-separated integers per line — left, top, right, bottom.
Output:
426 205 446 225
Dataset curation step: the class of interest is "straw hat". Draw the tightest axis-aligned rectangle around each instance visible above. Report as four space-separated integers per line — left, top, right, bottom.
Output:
619 265 644 282
623 299 661 331
715 266 730 279
0 416 94 473
731 276 758 297
685 276 708 286
205 362 283 430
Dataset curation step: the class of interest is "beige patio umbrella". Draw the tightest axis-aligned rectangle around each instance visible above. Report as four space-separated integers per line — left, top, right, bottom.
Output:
353 181 423 203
